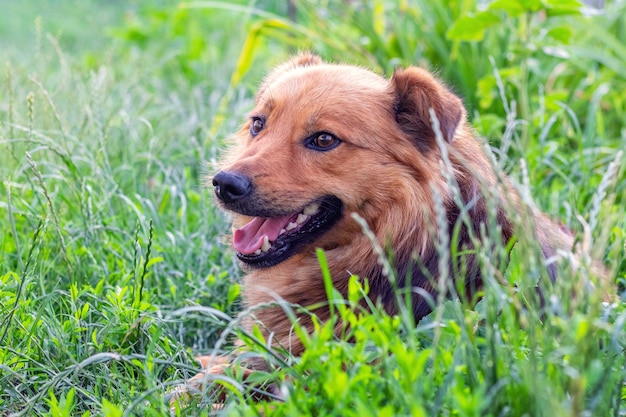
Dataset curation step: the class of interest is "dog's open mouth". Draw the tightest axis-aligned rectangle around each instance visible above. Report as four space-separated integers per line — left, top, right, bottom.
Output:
233 196 343 268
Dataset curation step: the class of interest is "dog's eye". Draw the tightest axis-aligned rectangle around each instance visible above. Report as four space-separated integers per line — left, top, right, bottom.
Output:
308 132 339 151
250 117 265 136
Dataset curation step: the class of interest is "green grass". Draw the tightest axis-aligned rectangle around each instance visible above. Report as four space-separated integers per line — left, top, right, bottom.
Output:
1 0 625 416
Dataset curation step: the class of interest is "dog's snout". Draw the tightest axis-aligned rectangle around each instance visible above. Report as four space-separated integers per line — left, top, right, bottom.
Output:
213 171 252 203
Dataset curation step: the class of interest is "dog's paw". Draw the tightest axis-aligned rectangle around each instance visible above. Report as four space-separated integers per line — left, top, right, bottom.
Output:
169 354 285 413
169 355 240 411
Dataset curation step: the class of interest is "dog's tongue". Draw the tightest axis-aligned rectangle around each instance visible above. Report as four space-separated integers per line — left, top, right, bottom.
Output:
233 215 292 254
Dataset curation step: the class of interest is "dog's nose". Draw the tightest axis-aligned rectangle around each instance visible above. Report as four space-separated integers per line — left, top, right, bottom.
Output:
212 171 252 203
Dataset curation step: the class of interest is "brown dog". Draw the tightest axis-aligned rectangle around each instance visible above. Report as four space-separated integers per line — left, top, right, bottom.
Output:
191 53 578 398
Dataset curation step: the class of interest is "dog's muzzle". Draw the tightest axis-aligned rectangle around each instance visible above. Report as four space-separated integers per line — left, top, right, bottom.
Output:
213 171 252 204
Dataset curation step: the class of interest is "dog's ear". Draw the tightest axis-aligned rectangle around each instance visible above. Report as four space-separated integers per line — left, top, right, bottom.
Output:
257 53 323 98
389 67 465 147
284 52 323 69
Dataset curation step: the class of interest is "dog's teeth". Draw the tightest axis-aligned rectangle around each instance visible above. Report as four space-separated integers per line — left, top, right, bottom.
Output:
303 203 320 216
261 236 271 252
254 249 262 255
286 222 298 231
279 228 286 236
296 213 308 224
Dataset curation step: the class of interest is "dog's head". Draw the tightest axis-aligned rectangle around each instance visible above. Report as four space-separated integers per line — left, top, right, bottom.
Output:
212 53 467 268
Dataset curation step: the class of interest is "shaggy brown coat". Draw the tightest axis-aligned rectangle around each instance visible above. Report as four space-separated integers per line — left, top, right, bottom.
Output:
211 53 573 359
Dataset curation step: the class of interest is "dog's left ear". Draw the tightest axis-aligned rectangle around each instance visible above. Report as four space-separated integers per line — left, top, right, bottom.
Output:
389 67 465 146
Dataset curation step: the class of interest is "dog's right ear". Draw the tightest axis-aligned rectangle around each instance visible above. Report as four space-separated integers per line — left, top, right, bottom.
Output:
283 52 323 69
389 67 465 150
257 53 323 99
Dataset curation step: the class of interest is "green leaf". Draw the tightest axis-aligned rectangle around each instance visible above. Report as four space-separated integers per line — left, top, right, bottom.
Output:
446 11 501 42
543 0 583 16
372 0 385 37
227 283 240 305
518 0 543 12
145 256 163 268
101 399 123 417
323 371 348 397
231 18 291 86
488 0 526 16
546 26 572 43
477 75 497 109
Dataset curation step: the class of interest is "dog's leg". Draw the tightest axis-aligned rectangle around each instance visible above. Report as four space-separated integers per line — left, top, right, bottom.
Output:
169 355 242 410
170 354 285 411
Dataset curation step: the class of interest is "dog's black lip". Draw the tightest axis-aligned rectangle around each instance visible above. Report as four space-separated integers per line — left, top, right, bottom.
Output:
236 196 343 268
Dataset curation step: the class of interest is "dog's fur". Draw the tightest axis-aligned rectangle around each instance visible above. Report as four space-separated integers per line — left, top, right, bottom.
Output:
208 53 576 364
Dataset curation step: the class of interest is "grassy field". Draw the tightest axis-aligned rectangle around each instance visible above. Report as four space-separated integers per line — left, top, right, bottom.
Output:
1 1 625 416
